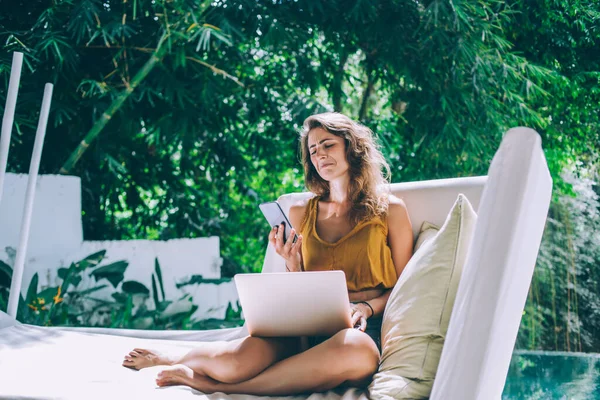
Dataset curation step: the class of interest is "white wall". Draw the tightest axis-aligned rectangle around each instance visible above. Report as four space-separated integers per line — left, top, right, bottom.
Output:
0 173 239 321
0 174 82 256
72 238 222 300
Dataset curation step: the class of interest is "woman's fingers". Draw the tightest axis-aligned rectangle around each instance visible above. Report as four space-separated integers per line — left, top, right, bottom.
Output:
268 226 277 247
351 310 361 327
276 223 285 249
270 224 283 253
283 228 296 252
270 224 302 268
358 317 367 332
290 235 302 255
350 305 367 331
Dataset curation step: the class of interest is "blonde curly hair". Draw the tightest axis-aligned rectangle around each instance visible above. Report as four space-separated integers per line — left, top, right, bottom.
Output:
300 112 391 225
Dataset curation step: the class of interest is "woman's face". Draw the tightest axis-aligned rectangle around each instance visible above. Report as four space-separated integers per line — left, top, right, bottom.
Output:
307 127 349 181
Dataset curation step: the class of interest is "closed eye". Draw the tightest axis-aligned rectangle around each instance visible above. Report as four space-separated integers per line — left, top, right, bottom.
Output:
310 143 334 155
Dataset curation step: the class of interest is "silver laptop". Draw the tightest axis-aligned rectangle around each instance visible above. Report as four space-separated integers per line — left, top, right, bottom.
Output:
234 271 353 337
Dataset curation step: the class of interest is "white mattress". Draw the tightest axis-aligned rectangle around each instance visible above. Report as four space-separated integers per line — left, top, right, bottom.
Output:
0 314 365 400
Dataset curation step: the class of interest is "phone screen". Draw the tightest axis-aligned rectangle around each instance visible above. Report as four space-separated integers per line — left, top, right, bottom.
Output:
259 201 298 243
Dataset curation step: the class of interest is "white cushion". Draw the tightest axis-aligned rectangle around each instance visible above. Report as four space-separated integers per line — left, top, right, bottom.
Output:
369 194 477 399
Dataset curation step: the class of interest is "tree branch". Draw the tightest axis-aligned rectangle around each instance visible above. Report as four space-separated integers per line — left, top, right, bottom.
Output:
82 45 243 86
59 34 170 175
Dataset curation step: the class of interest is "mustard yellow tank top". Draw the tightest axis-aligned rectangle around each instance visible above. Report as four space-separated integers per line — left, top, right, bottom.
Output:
299 196 398 292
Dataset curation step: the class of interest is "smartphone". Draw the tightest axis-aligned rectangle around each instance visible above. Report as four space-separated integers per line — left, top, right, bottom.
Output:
259 201 298 243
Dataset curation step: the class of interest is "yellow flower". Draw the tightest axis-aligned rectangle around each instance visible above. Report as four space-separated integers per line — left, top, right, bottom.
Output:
38 297 45 305
27 304 38 311
53 286 63 305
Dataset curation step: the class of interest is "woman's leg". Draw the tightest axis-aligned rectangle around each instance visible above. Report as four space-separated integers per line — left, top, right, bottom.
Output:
156 328 380 395
123 336 299 384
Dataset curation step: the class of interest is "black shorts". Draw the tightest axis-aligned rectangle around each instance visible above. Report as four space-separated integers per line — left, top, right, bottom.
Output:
307 316 383 353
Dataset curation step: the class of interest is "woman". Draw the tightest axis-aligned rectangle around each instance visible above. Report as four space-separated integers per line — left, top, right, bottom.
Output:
122 112 414 395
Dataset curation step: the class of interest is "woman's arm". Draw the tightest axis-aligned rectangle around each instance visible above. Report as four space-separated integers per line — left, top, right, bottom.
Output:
355 195 414 318
386 195 414 278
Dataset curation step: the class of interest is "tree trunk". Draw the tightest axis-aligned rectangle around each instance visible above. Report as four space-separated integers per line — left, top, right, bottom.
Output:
332 52 349 112
359 67 374 121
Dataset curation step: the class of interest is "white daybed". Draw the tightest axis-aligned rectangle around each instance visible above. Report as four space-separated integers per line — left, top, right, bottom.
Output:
0 127 552 400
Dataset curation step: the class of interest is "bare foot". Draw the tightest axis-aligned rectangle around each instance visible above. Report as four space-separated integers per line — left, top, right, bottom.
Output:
156 364 219 393
156 364 194 386
122 348 174 370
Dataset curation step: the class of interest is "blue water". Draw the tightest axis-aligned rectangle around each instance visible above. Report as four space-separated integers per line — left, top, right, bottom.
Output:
503 351 600 399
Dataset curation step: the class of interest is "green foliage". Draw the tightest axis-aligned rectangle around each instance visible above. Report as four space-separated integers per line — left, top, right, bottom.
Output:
0 1 598 347
517 170 600 353
3 0 596 274
190 301 243 330
505 0 600 184
0 252 242 330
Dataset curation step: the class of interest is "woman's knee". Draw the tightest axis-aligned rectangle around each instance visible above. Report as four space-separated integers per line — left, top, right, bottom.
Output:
329 328 380 378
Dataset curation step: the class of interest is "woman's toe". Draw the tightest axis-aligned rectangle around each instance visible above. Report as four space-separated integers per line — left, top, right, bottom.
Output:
156 373 174 386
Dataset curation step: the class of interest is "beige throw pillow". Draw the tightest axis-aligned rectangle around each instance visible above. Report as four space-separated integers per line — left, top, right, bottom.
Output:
413 221 440 253
369 194 477 399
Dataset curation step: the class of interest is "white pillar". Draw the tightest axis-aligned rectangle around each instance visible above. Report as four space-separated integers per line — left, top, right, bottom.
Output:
7 83 54 318
0 52 23 206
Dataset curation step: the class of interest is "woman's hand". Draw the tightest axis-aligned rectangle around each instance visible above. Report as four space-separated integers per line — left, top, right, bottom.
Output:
350 303 369 332
268 223 303 271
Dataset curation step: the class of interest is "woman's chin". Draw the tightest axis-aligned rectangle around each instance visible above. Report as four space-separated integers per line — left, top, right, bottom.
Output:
318 172 333 181
317 167 349 182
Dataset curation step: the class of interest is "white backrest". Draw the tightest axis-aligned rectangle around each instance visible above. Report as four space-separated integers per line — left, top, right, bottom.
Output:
430 128 552 399
261 176 486 273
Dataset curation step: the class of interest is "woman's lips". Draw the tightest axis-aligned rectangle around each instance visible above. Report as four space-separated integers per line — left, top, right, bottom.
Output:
320 163 334 169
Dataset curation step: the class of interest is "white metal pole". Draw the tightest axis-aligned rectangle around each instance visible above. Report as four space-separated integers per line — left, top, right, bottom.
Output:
0 52 24 206
7 83 53 319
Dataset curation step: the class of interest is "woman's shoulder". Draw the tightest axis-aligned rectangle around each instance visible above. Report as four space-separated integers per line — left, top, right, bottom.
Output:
386 194 409 221
289 199 309 213
289 195 315 213
288 196 315 227
388 194 407 210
